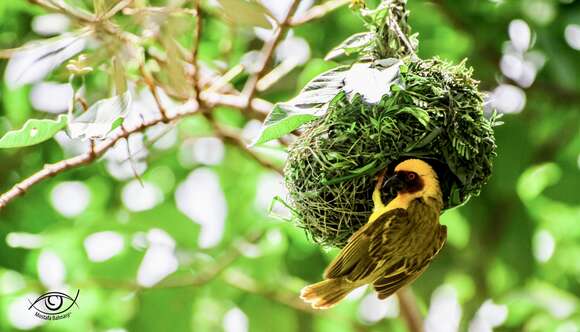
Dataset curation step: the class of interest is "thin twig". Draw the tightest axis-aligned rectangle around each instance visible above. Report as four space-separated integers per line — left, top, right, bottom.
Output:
123 6 196 16
289 0 350 26
24 231 266 291
220 130 284 175
389 16 416 56
203 112 283 175
119 124 175 165
28 0 95 22
205 64 244 93
241 0 302 108
124 135 145 186
202 91 273 120
29 0 139 46
140 51 273 119
88 140 96 159
191 0 203 107
223 270 316 313
397 287 424 332
100 0 134 20
257 59 298 92
155 230 265 289
139 65 170 121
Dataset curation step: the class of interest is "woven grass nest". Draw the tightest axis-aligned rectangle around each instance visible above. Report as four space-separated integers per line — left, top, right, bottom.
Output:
255 1 498 248
284 58 497 248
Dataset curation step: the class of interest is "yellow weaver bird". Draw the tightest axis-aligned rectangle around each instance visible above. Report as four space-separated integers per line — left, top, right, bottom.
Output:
300 159 447 309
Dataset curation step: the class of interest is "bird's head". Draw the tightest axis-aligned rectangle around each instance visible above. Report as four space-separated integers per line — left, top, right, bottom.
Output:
383 159 442 205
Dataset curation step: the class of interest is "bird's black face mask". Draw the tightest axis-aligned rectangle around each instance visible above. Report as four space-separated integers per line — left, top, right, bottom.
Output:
383 174 406 193
383 171 423 194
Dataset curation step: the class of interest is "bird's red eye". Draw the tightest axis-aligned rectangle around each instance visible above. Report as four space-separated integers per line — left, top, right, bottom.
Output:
407 173 416 181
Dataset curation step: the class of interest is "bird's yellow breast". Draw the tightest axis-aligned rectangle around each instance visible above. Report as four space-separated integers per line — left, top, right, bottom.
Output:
369 194 415 223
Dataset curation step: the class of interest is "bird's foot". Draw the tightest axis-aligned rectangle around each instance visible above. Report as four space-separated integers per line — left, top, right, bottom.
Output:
374 168 387 190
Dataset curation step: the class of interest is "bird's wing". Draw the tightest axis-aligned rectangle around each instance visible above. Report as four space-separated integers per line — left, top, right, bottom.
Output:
373 226 446 299
372 265 426 299
367 210 413 260
323 208 408 281
368 198 441 260
371 200 448 299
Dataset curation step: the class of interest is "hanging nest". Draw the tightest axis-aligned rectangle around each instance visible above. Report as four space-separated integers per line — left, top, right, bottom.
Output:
255 0 499 248
284 57 497 247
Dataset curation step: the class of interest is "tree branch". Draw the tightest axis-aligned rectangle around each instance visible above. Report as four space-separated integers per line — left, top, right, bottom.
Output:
202 109 283 175
203 91 273 120
223 270 316 313
24 230 266 291
0 94 280 211
191 0 203 107
1 0 345 210
397 287 424 332
218 129 284 175
28 0 96 22
289 0 350 26
140 65 170 121
154 230 265 289
242 0 302 108
0 105 196 210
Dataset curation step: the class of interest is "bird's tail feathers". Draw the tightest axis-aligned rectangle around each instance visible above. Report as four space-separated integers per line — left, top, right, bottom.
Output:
300 279 352 309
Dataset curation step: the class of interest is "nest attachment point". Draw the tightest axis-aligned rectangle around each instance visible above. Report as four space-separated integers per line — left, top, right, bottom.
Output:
284 58 498 248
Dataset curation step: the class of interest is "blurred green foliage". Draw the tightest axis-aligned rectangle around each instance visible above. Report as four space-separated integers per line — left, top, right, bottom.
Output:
0 0 579 332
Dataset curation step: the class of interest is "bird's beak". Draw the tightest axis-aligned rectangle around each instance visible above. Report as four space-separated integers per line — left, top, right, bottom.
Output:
383 174 405 192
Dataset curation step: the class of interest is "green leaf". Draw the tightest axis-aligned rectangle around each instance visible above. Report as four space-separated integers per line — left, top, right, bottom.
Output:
68 91 132 139
0 114 68 148
252 104 318 146
217 0 273 28
287 66 349 106
325 32 374 61
321 159 383 185
398 106 430 127
349 160 377 175
252 67 349 145
110 117 124 131
69 74 84 91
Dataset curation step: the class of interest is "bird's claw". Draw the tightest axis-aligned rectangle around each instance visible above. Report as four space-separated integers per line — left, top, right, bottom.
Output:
375 168 387 191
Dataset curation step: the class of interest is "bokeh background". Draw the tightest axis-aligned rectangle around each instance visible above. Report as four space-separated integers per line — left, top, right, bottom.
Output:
0 0 579 331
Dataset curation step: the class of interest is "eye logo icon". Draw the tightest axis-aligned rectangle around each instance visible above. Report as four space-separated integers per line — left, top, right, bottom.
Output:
28 290 79 320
